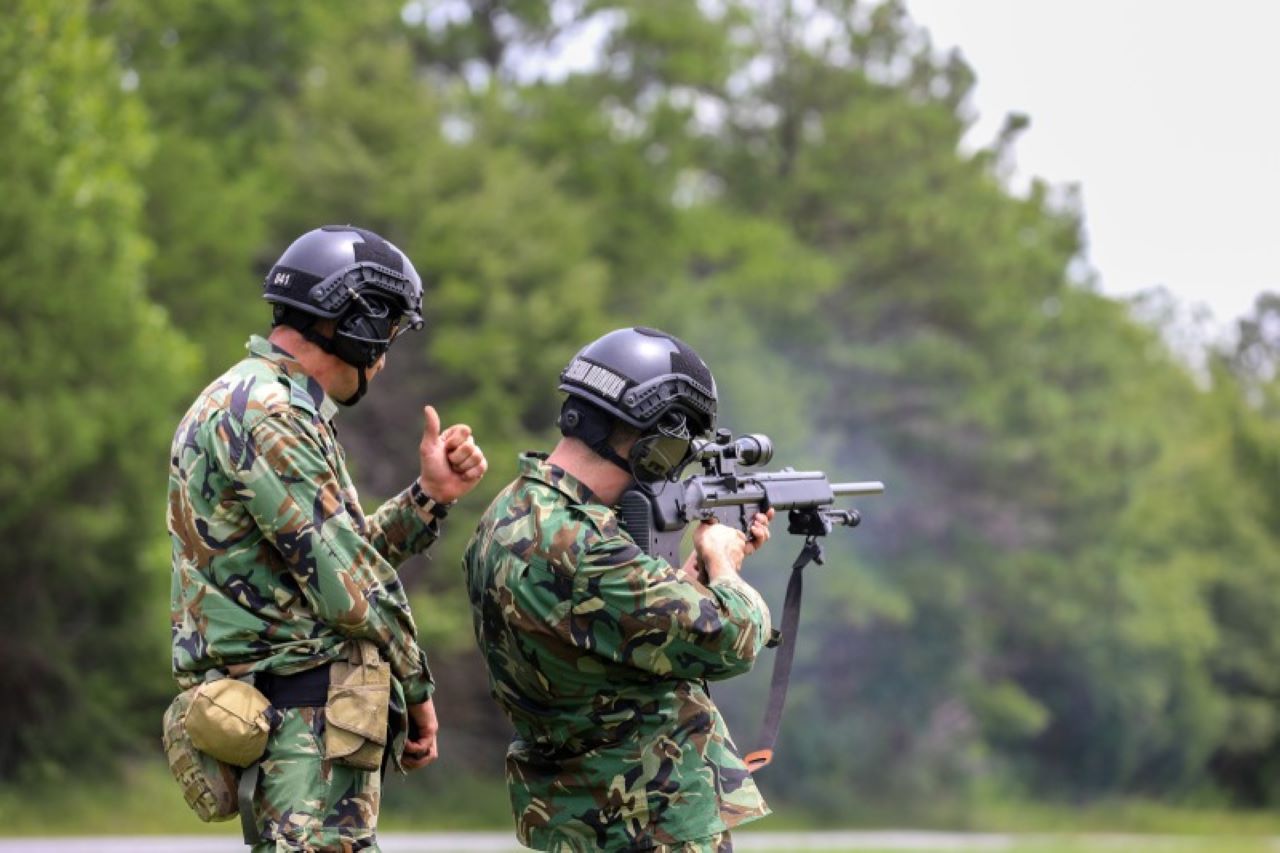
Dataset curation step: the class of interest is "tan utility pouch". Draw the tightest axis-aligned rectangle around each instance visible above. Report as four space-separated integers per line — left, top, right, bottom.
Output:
324 639 390 770
162 687 239 823
185 677 273 767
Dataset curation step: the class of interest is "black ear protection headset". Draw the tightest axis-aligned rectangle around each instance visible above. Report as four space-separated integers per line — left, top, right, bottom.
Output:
324 288 410 369
558 398 630 471
274 291 417 405
628 409 696 482
559 399 697 484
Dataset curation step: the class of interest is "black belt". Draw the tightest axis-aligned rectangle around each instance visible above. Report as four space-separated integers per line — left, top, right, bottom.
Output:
256 664 331 708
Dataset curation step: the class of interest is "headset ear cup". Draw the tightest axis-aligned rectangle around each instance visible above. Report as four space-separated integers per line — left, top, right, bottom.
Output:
628 411 696 482
627 436 650 475
338 313 366 340
559 399 614 446
557 399 580 432
333 314 375 367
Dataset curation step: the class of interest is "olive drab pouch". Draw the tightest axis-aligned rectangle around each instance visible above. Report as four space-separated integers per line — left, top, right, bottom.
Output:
324 639 391 771
162 687 239 822
184 677 273 767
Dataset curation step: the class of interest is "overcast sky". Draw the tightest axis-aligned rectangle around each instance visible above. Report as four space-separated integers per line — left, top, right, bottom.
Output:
904 0 1280 326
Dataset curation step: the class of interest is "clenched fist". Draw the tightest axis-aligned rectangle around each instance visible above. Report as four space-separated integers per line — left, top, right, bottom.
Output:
417 405 487 505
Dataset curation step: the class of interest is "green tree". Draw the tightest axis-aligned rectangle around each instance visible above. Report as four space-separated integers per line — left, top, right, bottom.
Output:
1197 294 1280 804
104 0 339 370
0 0 195 779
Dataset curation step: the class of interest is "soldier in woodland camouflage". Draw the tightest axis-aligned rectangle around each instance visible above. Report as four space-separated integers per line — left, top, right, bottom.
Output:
169 225 487 851
463 328 775 852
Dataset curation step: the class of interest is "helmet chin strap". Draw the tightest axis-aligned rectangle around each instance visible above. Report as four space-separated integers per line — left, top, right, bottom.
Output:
300 324 371 407
337 366 369 407
591 438 635 477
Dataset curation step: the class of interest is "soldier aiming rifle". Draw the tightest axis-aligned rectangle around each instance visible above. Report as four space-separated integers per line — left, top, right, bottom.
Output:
462 326 880 853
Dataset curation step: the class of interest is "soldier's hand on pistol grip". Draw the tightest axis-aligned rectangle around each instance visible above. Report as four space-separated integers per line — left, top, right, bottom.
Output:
418 404 488 505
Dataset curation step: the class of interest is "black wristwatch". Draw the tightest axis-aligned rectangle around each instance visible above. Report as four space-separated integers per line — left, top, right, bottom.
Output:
409 480 455 520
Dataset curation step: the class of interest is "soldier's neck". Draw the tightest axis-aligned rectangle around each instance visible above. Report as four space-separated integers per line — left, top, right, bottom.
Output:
268 326 353 402
547 438 633 506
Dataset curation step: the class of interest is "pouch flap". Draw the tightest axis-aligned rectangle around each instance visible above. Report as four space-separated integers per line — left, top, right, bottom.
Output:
325 686 389 745
186 678 272 768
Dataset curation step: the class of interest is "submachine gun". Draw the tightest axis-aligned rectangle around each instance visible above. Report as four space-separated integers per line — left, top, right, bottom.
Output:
617 430 883 773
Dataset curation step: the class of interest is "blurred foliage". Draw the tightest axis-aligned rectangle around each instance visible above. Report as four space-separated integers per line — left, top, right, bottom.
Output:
0 0 197 779
3 0 1280 823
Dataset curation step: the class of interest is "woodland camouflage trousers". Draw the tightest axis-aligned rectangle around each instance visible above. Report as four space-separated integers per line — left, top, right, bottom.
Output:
245 708 732 852
250 707 382 852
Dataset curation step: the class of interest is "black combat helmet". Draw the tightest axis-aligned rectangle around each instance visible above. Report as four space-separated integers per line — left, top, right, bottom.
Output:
263 225 424 371
558 327 717 481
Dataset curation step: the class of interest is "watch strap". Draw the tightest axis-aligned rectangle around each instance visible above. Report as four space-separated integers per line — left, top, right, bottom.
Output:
409 480 455 519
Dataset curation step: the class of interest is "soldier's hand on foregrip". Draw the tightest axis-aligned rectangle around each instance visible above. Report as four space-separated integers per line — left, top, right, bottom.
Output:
403 698 440 771
418 405 489 505
679 550 707 583
693 519 750 580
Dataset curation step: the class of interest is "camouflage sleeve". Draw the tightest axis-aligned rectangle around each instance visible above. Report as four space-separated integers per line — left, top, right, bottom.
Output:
363 488 440 566
570 530 772 681
213 410 434 703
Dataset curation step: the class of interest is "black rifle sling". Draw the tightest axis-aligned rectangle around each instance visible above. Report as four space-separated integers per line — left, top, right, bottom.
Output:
238 761 262 844
744 536 823 773
237 671 262 845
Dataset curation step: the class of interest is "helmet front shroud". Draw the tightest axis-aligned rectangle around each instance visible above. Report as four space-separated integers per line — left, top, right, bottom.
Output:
558 327 717 483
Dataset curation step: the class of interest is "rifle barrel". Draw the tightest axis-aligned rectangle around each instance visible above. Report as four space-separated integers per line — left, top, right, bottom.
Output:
832 481 885 496
693 475 884 511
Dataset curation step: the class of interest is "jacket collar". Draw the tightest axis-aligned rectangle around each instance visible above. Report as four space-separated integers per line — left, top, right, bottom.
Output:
246 335 339 423
517 452 601 505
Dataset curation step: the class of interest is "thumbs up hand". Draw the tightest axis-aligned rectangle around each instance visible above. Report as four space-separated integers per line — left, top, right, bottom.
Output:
417 405 487 505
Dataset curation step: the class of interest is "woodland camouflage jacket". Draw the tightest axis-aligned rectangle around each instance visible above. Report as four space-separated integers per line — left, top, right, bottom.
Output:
463 453 772 852
168 335 437 703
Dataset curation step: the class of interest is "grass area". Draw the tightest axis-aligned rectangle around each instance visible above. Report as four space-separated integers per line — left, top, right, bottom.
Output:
796 847 1278 853
0 759 226 836
851 846 1271 853
0 757 515 836
966 797 1280 836
6 756 1280 848
380 771 515 830
1024 845 1278 853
